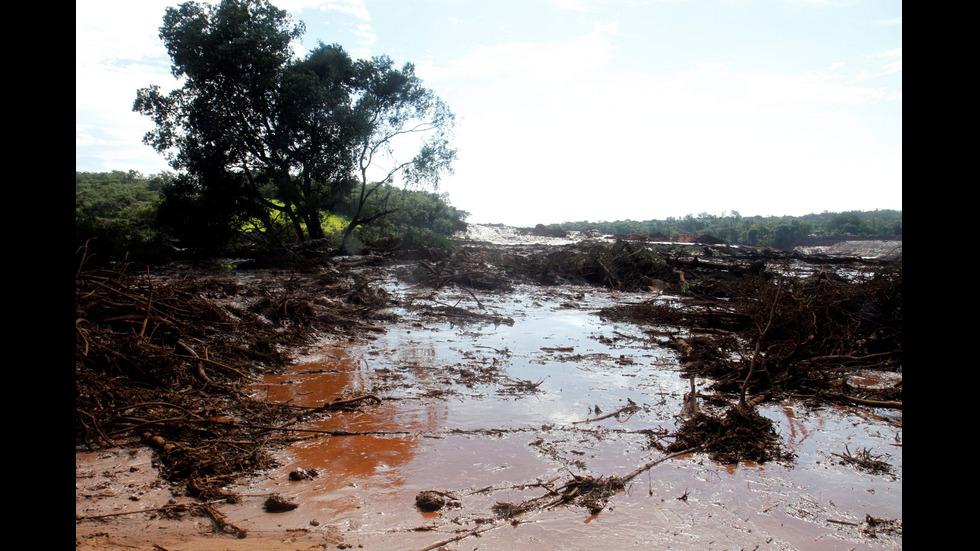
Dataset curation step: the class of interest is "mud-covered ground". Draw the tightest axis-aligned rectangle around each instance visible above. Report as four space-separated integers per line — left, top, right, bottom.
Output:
76 226 901 550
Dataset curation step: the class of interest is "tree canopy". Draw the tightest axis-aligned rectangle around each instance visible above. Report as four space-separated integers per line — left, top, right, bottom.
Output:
135 0 455 251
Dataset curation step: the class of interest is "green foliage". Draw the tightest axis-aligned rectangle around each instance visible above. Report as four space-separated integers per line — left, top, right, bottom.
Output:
825 212 864 236
135 0 455 254
321 213 349 235
154 170 272 254
340 55 456 251
75 171 173 263
77 166 464 263
680 278 705 296
341 184 468 250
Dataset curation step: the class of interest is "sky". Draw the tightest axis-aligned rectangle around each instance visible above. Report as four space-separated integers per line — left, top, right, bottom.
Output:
76 0 902 226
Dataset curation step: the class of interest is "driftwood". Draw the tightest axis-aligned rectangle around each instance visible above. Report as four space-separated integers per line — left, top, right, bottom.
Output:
841 395 902 410
322 394 383 409
412 302 515 325
417 445 703 550
75 500 245 538
572 400 641 424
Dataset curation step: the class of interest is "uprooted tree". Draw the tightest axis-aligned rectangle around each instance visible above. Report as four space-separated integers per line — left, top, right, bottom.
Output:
135 0 456 253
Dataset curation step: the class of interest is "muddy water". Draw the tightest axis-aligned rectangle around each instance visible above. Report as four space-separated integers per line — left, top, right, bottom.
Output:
225 279 902 550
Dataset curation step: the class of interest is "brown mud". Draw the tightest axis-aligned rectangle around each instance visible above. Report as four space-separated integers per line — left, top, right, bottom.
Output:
76 231 901 550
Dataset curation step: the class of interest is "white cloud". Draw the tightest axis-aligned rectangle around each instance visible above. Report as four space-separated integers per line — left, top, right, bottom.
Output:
746 70 888 106
76 1 174 65
351 23 377 45
880 60 902 75
272 0 378 28
436 53 900 224
418 25 615 84
318 0 371 21
76 2 180 171
553 0 670 11
593 22 617 33
848 47 902 82
554 0 589 10
279 1 375 57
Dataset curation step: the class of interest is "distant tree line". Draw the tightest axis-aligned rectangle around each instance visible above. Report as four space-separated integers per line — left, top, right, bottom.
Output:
547 210 902 251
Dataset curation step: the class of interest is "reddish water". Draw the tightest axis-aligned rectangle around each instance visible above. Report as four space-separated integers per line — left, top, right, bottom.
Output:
224 282 901 550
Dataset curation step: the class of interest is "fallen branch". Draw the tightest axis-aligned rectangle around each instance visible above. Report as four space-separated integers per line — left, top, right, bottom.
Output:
76 503 190 521
841 395 902 410
417 524 498 551
808 351 895 363
321 394 383 410
831 445 893 474
623 445 704 483
196 501 247 538
205 419 412 438
572 401 640 424
426 445 704 550
740 278 781 405
139 267 154 339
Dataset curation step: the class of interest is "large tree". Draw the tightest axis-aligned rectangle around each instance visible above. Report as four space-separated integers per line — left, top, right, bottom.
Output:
340 55 456 251
135 0 455 249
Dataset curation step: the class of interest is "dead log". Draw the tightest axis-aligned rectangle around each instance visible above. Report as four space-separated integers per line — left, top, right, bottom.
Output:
841 395 902 410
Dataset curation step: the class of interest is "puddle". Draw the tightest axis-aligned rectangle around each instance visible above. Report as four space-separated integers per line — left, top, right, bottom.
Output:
222 277 901 550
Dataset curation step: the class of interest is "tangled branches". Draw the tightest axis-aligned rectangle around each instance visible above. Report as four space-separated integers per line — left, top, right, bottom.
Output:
667 400 795 464
75 251 395 501
75 264 294 499
599 257 901 463
721 263 903 397
603 261 902 403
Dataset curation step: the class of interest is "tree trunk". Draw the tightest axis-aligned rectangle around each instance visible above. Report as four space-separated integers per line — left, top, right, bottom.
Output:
340 223 359 254
305 212 324 240
285 206 306 242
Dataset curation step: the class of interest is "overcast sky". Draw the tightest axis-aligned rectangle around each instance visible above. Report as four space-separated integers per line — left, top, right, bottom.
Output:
76 0 902 226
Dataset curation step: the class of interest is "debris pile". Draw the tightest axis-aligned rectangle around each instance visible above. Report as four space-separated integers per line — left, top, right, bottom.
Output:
603 263 903 403
668 401 794 464
491 473 626 519
75 251 394 503
595 249 901 464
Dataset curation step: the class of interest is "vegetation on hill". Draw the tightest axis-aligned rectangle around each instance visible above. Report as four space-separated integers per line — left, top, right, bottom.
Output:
76 170 174 263
76 170 468 264
547 209 901 250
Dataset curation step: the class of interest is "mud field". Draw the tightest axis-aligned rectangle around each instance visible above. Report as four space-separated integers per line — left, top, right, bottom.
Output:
76 226 902 550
